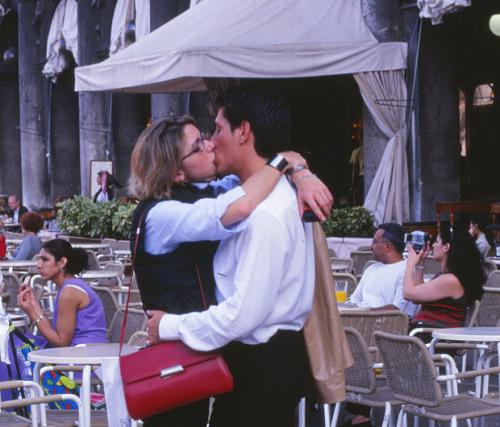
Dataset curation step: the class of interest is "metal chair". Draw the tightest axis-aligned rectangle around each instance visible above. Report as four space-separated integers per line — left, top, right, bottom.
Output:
107 308 147 343
85 250 101 271
374 331 500 427
476 287 500 326
340 310 409 362
485 270 500 288
423 257 441 275
330 257 353 273
91 285 120 330
350 251 373 277
97 261 124 287
0 379 84 427
2 272 21 309
338 327 402 427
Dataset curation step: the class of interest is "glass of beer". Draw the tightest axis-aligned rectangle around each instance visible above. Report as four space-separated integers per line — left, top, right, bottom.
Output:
335 281 348 303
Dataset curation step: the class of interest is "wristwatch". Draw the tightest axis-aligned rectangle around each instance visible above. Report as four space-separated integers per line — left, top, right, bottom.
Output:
266 154 289 173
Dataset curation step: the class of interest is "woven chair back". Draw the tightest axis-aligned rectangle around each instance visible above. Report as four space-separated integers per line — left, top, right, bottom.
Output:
344 327 376 394
85 250 100 270
423 257 441 275
477 287 500 326
91 285 119 329
107 308 146 343
340 309 409 350
374 331 442 407
486 270 500 288
350 251 373 277
2 272 21 309
128 331 148 347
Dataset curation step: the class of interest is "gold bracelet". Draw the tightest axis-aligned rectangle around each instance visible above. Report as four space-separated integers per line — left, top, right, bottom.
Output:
33 314 45 326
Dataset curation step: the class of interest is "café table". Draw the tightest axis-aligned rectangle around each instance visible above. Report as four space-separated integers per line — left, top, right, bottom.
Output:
0 259 37 273
490 257 500 267
430 327 500 398
81 270 121 285
3 223 21 229
29 343 139 427
71 243 111 252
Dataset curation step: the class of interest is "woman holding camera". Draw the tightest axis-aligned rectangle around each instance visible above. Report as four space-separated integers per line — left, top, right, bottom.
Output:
404 226 485 329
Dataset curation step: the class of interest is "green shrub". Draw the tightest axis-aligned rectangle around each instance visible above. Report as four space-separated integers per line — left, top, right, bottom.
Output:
56 196 137 240
322 206 375 237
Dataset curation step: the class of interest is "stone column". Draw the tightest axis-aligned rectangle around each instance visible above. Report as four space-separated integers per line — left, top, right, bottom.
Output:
0 10 21 197
17 0 51 209
150 0 189 120
401 3 460 221
77 0 113 197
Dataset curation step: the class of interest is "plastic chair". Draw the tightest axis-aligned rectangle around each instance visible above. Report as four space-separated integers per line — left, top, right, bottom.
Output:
340 310 409 362
91 285 120 330
375 331 500 427
107 308 147 343
485 270 500 288
0 379 84 427
2 272 21 309
350 251 373 277
336 327 402 427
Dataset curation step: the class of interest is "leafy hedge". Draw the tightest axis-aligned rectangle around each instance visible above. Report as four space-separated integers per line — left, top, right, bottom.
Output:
56 196 136 240
321 206 375 238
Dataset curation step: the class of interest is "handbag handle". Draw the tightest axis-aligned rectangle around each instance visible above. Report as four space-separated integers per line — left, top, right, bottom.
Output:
119 206 209 352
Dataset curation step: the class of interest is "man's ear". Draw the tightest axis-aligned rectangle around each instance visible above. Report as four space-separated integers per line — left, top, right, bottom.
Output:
238 121 251 145
174 170 185 184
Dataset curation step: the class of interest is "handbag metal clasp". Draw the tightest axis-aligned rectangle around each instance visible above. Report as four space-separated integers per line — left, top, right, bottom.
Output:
160 364 184 379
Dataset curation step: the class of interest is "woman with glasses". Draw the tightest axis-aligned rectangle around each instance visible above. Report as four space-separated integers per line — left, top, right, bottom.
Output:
404 225 485 331
128 115 331 426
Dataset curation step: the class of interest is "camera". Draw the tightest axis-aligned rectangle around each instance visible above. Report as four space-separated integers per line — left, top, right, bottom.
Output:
404 230 430 251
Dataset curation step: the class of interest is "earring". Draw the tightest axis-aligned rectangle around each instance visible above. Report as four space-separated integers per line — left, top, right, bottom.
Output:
59 267 63 272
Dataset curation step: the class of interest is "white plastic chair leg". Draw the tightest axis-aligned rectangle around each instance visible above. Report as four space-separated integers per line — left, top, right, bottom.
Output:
298 397 306 427
329 402 340 427
381 401 392 427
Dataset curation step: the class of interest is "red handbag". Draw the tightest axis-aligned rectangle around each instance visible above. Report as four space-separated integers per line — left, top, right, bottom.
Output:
119 211 234 420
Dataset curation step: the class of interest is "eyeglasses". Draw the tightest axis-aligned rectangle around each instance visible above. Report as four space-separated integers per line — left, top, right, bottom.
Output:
181 132 206 161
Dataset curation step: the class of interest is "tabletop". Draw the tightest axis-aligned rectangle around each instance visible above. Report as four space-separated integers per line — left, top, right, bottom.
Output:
71 243 110 250
490 257 500 266
0 260 37 268
3 223 20 229
28 343 138 364
81 270 120 279
432 327 500 342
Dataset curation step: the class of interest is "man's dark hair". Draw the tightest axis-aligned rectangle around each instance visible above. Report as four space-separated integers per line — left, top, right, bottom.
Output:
213 84 290 158
378 223 405 254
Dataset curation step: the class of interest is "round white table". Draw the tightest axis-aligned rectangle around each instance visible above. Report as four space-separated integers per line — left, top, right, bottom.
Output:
29 344 138 427
0 260 37 273
3 223 20 229
71 243 110 251
430 327 500 399
81 270 120 280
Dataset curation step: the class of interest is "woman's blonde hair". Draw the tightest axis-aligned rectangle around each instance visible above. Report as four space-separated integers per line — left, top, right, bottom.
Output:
129 115 197 200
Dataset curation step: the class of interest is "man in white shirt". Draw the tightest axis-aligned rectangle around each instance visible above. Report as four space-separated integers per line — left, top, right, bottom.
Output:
349 223 416 315
147 85 332 427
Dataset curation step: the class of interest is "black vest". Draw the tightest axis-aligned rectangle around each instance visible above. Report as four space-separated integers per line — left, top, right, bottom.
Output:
130 185 218 314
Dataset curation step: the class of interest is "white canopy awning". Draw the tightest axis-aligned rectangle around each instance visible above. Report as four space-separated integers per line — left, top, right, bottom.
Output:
75 0 407 93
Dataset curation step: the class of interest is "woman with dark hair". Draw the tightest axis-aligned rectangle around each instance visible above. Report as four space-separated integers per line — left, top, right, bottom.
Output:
12 212 44 260
17 239 106 347
469 214 493 257
404 225 486 329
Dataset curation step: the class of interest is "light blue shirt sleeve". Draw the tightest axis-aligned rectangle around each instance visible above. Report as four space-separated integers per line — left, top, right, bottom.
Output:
193 175 240 196
145 185 247 255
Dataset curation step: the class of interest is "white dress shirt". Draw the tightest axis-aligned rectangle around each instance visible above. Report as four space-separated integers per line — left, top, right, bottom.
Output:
145 178 246 255
159 176 315 351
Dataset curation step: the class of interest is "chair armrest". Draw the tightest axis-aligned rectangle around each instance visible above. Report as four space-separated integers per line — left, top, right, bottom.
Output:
437 366 500 382
0 393 80 409
409 327 436 337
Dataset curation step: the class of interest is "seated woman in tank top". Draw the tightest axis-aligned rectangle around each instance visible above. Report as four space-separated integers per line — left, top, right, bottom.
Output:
404 225 485 331
18 239 106 347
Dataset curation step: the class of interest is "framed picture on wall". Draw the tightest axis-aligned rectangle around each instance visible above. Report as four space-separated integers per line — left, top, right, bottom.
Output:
90 160 113 198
